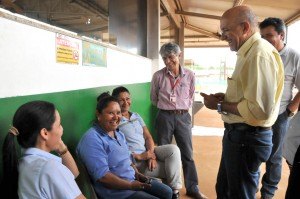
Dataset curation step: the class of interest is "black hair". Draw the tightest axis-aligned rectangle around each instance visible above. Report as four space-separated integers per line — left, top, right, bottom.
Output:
96 92 118 113
1 101 56 199
112 86 130 98
259 17 286 34
97 91 110 102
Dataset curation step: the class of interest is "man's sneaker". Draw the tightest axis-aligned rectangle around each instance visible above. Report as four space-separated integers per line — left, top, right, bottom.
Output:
172 192 180 199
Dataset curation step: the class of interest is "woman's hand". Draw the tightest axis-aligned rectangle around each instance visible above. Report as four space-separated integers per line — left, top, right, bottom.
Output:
134 151 156 161
54 140 79 177
55 140 68 156
147 159 157 171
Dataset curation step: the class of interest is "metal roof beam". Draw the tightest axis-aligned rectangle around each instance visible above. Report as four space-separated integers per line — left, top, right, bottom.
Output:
69 0 108 21
160 0 181 28
80 25 108 33
1 0 23 13
185 45 228 48
233 0 244 7
185 24 221 39
175 10 221 20
185 40 221 43
50 16 82 22
285 10 300 26
160 11 169 17
161 35 209 39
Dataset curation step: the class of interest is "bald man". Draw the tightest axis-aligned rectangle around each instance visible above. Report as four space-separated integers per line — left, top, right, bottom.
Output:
200 6 284 199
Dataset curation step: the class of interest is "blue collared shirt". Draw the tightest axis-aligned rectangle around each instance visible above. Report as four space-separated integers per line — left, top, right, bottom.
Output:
119 112 146 154
76 124 136 199
18 148 81 199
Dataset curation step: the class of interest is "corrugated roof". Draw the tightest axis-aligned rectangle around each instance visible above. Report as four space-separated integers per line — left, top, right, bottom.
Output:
1 0 299 48
161 0 300 48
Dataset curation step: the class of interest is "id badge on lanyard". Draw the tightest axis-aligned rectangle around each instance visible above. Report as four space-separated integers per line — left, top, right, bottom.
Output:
170 93 176 102
169 76 181 103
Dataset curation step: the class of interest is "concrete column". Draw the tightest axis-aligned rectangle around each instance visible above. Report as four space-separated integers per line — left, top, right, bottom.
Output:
109 0 147 56
147 0 160 74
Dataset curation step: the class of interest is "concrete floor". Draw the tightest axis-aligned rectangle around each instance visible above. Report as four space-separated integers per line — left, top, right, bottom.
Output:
178 106 289 199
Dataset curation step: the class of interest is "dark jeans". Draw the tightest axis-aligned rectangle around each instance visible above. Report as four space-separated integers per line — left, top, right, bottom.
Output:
261 111 290 198
216 123 273 199
285 144 300 199
127 179 172 199
155 110 199 193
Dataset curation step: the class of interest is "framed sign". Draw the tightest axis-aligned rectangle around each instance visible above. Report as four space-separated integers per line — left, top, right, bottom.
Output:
82 41 107 67
56 33 80 64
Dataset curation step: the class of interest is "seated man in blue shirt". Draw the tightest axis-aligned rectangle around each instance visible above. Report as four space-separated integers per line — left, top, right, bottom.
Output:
77 92 172 199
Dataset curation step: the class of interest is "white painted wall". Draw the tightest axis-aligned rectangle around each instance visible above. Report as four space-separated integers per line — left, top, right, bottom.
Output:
0 11 152 99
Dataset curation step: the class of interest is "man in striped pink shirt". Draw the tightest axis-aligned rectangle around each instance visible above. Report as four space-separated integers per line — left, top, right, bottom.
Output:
151 42 207 199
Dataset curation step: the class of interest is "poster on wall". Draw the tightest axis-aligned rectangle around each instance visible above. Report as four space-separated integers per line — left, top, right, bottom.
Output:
82 41 107 67
56 33 79 64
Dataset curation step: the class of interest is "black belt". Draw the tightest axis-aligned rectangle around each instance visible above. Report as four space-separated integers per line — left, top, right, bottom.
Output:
224 123 271 131
160 109 188 114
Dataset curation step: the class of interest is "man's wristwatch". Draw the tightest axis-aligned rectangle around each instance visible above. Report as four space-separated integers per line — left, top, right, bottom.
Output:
217 102 222 114
286 108 295 117
217 102 228 115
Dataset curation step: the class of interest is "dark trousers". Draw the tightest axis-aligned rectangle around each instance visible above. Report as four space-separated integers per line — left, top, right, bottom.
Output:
155 110 199 192
216 123 273 199
285 144 300 199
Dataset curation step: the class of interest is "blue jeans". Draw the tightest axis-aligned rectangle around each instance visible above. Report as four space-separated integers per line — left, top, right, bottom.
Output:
216 123 273 199
261 111 290 198
127 179 172 199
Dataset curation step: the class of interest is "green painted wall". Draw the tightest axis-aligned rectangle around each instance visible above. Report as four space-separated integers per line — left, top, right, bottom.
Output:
0 82 158 183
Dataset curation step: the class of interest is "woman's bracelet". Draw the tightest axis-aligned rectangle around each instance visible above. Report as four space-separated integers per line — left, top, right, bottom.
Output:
57 147 68 156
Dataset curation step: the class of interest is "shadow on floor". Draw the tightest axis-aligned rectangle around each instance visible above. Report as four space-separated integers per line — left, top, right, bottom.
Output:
177 106 289 199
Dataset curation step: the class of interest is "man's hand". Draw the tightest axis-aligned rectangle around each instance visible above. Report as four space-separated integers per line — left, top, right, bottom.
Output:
135 171 150 183
147 158 157 171
130 180 151 190
200 92 220 110
288 91 300 113
213 93 225 101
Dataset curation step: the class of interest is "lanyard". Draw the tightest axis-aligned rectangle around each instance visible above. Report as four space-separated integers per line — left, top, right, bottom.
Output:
168 75 181 92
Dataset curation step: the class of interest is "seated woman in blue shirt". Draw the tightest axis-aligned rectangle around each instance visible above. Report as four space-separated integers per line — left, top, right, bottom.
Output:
77 92 172 199
112 86 182 199
1 101 85 199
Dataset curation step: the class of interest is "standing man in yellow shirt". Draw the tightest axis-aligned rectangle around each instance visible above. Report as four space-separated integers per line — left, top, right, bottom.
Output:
201 6 284 199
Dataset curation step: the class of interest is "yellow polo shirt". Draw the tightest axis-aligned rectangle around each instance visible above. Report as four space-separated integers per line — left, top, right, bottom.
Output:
222 32 284 127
